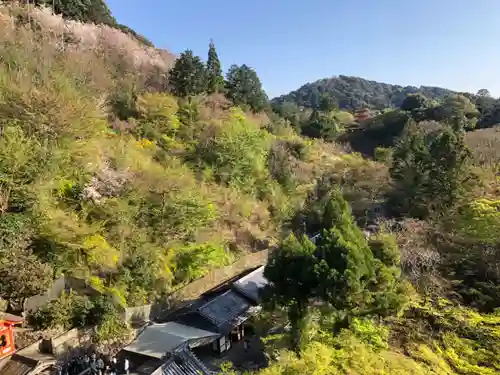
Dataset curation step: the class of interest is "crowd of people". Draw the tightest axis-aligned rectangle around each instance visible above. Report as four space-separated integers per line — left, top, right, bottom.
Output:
54 352 129 375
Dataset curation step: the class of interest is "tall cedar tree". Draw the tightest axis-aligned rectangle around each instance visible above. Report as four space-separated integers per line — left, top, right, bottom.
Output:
314 193 375 313
206 40 224 94
225 64 268 112
168 50 206 98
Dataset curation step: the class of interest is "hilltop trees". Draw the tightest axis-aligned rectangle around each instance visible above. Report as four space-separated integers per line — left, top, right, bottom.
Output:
206 40 224 94
271 75 455 111
167 43 268 111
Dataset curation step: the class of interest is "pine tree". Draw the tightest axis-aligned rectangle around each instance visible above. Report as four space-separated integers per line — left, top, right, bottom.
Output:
206 39 224 94
168 50 206 98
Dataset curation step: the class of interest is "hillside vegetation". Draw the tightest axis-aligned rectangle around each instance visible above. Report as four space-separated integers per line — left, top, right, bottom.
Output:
0 3 349 335
1 2 500 374
272 75 500 157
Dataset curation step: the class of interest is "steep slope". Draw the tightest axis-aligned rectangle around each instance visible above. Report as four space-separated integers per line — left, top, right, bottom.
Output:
31 0 155 46
272 75 457 110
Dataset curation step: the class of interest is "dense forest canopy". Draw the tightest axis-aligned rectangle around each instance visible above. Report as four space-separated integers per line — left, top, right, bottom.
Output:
1 2 500 374
271 75 459 110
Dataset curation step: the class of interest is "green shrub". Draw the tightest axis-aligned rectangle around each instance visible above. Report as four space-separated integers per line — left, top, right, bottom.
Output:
93 311 131 344
373 146 393 163
175 243 234 283
29 292 121 331
193 109 271 195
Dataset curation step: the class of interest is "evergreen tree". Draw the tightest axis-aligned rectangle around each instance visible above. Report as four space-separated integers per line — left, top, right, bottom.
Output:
314 193 375 313
388 124 471 219
206 39 224 94
318 94 337 112
264 190 406 351
263 234 318 352
225 64 268 112
168 50 206 98
400 93 428 112
301 110 340 141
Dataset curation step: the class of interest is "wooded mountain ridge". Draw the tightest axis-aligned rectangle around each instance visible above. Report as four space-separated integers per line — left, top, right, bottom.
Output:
271 75 491 111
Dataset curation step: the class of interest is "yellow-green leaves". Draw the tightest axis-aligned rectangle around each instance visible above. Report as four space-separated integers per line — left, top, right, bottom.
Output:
83 234 120 271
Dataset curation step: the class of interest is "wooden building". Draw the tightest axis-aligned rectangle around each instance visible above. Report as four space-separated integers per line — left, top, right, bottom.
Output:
354 107 373 123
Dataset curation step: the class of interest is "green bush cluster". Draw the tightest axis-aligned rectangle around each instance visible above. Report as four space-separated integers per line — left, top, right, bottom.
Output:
29 292 131 344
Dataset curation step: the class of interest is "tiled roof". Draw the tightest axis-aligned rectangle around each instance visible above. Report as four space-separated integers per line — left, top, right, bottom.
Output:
0 355 37 375
161 347 213 375
233 266 268 303
197 290 260 333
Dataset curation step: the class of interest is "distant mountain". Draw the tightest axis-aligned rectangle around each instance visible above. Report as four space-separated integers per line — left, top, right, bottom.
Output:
272 75 458 110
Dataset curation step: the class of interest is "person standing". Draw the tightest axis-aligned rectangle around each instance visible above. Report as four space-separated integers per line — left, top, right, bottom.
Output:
123 358 129 375
96 356 105 375
90 353 100 375
83 354 90 366
110 356 117 373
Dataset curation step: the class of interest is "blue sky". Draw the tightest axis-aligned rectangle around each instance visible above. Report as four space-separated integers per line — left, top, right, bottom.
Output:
106 0 500 98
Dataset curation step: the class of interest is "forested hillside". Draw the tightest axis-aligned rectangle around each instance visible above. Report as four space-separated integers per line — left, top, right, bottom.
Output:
272 75 457 110
272 75 500 156
1 2 500 374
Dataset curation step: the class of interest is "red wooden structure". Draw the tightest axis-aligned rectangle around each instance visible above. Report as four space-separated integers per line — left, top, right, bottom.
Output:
0 313 23 359
354 107 373 123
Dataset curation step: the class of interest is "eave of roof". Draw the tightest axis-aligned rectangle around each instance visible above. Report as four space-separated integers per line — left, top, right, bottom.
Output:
0 313 24 324
232 265 268 303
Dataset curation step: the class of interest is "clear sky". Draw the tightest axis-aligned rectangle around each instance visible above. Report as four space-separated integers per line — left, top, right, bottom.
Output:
106 0 500 98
